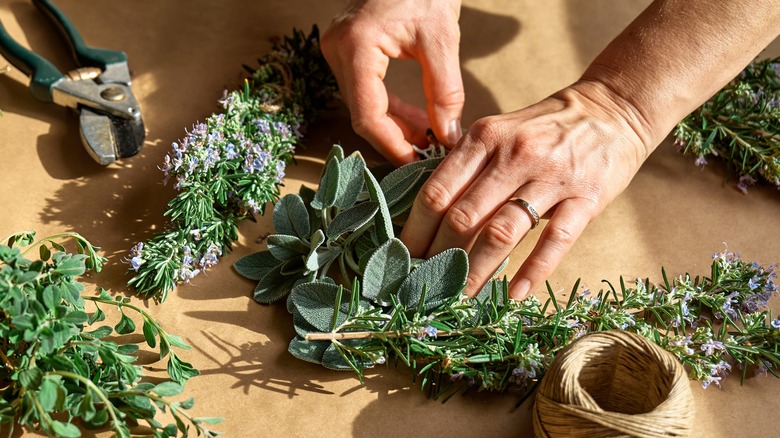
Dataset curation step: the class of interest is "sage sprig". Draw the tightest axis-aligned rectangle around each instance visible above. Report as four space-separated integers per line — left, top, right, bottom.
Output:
674 57 780 193
1 231 219 437
127 26 337 303
236 144 780 399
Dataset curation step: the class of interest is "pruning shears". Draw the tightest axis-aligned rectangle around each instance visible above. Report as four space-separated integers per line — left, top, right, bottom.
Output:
0 0 144 165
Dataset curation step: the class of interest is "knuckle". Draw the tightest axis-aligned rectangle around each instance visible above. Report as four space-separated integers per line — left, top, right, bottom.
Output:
416 179 454 214
443 205 479 235
544 223 578 249
350 115 378 138
482 218 522 250
433 87 465 110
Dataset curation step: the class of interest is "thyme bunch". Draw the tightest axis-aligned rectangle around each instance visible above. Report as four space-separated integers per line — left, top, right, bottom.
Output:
674 57 780 193
127 26 337 302
236 144 780 399
0 231 219 437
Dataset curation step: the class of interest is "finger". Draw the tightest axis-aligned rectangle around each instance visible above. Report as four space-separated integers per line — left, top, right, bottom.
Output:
417 29 465 147
463 190 557 296
388 93 429 147
399 132 493 257
425 157 527 258
509 199 592 300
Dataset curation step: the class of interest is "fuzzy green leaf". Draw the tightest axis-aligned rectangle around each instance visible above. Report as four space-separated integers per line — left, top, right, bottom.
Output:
267 235 310 260
305 230 326 272
397 248 468 311
364 169 392 244
326 201 379 241
51 421 81 438
142 320 158 348
234 250 283 281
292 282 349 332
273 194 311 239
311 156 341 210
362 238 410 305
253 264 297 304
288 337 329 364
115 313 136 335
335 152 366 209
380 157 442 216
37 378 59 411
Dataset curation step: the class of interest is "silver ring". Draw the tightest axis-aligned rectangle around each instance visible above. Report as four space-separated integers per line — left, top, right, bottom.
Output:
508 197 540 229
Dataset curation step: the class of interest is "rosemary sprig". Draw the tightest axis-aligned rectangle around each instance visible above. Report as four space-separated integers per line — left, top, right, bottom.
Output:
127 26 337 303
0 231 219 437
674 57 780 193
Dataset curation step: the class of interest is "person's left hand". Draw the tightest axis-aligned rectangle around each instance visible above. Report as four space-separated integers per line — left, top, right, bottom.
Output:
399 80 653 299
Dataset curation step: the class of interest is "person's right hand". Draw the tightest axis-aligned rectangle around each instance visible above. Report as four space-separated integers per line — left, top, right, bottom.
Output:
321 0 465 166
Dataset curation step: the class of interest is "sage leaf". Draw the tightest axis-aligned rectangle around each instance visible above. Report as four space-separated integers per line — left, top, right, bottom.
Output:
380 157 442 216
253 264 297 303
299 185 322 232
311 155 341 210
335 152 366 209
362 238 410 306
293 282 350 332
397 248 468 311
288 336 329 364
273 194 310 238
364 169 392 244
326 201 379 241
324 143 345 165
234 250 281 281
305 230 326 271
267 235 310 260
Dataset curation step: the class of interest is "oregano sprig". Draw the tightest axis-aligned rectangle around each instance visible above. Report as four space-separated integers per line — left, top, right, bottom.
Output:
0 231 220 437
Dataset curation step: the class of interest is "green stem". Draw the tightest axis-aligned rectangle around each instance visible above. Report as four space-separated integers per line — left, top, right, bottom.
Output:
47 370 124 435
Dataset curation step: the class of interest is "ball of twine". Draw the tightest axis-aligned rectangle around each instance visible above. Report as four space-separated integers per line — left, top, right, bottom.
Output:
533 330 694 438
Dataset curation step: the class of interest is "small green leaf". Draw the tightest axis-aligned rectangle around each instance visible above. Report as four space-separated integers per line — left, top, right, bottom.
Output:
311 155 341 210
152 381 184 397
39 244 51 261
267 235 310 260
198 417 223 425
166 334 190 349
63 310 88 325
289 337 329 364
234 250 282 281
273 194 311 238
167 354 200 384
54 256 86 276
115 312 136 334
362 238 410 305
398 248 468 311
17 367 43 389
305 230 326 272
364 169 392 244
50 421 81 438
38 378 58 411
335 152 366 209
326 202 378 241
142 320 158 348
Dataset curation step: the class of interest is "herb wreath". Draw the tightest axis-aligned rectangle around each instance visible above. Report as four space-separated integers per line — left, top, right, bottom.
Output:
0 232 219 437
235 144 780 399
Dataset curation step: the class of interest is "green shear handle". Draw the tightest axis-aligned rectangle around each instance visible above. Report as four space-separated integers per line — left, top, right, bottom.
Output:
0 0 127 102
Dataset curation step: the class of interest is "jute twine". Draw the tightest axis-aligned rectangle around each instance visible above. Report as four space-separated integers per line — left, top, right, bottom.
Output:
533 331 694 438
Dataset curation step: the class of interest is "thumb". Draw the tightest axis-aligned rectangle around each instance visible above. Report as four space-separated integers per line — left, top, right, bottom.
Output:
418 31 465 148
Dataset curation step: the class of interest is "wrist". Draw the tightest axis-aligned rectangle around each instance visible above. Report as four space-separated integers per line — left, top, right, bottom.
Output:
562 79 657 160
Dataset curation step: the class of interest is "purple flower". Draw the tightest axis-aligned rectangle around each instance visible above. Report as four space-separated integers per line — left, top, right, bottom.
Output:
421 325 438 339
129 242 144 257
748 275 761 291
130 256 144 271
218 89 233 108
701 375 722 389
224 143 237 160
276 161 286 183
700 339 725 356
737 174 756 195
771 319 780 329
253 118 272 135
695 156 708 168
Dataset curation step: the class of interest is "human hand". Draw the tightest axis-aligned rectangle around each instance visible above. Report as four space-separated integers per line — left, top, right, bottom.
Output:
321 0 465 166
399 80 653 299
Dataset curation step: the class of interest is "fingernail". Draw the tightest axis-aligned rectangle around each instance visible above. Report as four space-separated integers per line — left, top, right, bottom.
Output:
512 278 531 300
447 119 462 146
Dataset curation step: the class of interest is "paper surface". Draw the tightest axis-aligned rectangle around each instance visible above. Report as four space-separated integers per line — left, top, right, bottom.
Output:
1 1 779 436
